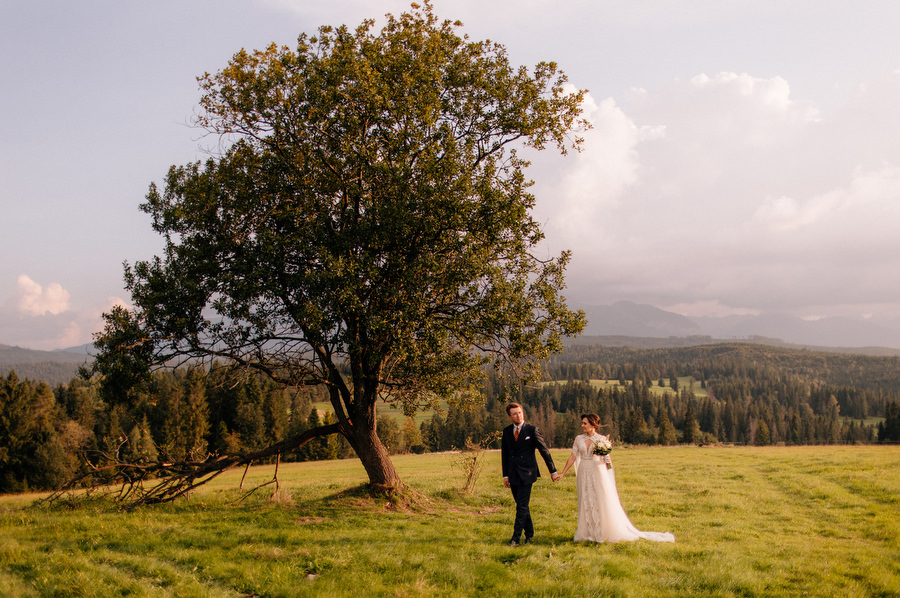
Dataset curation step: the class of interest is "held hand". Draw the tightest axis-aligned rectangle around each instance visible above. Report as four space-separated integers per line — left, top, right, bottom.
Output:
503 478 510 488
551 472 561 482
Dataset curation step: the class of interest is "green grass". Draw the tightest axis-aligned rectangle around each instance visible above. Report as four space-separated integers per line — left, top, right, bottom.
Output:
842 416 885 426
540 377 709 399
2 446 898 597
311 399 442 427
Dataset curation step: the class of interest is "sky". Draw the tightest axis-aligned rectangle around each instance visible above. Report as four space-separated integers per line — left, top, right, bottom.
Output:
4 0 900 350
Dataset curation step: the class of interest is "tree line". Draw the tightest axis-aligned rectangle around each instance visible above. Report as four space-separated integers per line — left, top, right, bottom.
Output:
0 367 351 493
419 343 900 451
3 342 900 493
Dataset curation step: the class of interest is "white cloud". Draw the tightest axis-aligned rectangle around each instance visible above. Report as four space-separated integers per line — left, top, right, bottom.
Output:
257 0 411 26
0 287 127 350
59 296 131 349
753 165 900 234
541 71 900 319
15 275 70 316
690 72 801 115
664 300 760 318
534 92 664 247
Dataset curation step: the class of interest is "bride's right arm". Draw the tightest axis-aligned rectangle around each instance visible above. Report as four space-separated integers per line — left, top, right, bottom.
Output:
559 451 577 477
559 436 580 476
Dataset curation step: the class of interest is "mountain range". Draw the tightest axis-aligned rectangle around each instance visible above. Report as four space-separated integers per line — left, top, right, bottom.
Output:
4 300 900 384
0 343 94 385
575 301 900 354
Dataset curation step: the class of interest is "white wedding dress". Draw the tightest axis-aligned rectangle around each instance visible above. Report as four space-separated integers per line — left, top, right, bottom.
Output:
572 433 674 543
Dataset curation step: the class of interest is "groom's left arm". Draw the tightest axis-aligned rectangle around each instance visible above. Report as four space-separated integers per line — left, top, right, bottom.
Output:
533 426 557 474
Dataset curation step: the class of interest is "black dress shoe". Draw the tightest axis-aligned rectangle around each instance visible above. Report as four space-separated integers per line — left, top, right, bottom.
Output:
507 540 519 547
522 537 533 545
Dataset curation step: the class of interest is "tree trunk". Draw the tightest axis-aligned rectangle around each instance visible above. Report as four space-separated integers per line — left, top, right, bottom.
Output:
347 420 402 493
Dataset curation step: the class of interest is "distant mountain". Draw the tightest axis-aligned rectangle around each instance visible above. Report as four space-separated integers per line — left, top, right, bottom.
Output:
580 301 701 337
0 343 92 385
693 313 900 348
56 342 98 356
5 300 900 385
577 301 900 352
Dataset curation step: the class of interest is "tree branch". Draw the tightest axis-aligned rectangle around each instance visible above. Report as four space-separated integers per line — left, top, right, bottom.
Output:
37 423 342 510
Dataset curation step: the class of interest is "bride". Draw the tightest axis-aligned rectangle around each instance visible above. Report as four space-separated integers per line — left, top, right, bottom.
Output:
557 414 674 543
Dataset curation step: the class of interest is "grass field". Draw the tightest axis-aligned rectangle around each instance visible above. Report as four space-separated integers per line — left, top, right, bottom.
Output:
539 377 709 399
1 446 898 597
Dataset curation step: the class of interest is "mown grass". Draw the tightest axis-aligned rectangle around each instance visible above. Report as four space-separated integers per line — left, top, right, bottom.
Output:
311 400 443 426
1 446 898 597
539 377 708 399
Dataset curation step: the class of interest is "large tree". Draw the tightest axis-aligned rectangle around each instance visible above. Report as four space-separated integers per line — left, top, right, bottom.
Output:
90 2 586 495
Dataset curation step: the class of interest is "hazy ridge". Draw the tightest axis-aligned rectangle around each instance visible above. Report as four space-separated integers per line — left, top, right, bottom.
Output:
5 301 900 384
0 343 93 385
576 301 900 354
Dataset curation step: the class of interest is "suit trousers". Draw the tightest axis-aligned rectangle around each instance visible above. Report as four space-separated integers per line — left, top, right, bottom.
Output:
509 482 534 540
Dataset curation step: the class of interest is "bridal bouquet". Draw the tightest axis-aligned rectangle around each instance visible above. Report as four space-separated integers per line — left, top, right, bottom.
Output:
592 436 613 469
592 436 612 456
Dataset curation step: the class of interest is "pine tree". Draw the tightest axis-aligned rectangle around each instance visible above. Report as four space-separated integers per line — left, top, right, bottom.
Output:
402 417 423 453
656 409 677 445
179 370 210 460
879 401 900 441
376 415 401 454
681 401 701 444
755 420 771 446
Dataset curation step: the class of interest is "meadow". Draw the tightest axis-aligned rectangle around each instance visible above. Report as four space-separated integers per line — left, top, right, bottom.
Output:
1 445 898 597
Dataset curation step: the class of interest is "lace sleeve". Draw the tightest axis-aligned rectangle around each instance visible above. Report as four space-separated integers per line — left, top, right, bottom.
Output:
572 434 582 475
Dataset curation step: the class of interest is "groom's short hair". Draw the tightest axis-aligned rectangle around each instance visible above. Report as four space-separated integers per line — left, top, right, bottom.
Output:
505 402 524 415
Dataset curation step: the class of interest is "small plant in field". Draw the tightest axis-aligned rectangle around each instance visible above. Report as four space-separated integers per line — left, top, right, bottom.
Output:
302 552 329 577
450 432 501 494
269 489 293 504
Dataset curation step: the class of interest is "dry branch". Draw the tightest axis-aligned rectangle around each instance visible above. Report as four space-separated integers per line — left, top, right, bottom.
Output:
37 423 341 509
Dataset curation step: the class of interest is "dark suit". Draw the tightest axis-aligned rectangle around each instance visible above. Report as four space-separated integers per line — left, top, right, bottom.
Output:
501 422 556 542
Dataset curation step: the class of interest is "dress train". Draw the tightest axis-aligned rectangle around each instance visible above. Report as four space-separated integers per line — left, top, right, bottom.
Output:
572 434 674 543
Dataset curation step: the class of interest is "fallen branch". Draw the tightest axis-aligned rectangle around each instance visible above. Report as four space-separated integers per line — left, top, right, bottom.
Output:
37 423 341 509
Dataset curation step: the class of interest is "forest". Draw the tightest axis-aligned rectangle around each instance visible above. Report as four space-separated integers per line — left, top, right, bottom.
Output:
2 342 899 493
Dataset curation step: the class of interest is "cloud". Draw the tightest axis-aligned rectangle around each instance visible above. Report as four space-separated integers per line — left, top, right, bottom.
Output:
664 300 760 318
257 0 412 26
1 285 127 350
536 71 900 319
753 164 900 234
14 275 70 316
46 296 131 350
533 91 664 250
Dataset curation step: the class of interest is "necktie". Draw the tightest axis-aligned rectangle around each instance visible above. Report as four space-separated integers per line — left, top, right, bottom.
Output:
514 426 520 441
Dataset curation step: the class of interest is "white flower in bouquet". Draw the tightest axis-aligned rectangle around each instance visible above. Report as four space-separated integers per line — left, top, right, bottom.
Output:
592 436 612 456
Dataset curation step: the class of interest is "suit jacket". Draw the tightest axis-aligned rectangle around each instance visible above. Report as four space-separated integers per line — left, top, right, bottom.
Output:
501 422 556 486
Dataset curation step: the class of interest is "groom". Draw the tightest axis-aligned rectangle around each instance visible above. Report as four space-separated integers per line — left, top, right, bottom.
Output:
501 402 559 546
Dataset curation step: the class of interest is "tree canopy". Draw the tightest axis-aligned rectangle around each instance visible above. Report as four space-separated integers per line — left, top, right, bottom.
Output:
90 2 587 494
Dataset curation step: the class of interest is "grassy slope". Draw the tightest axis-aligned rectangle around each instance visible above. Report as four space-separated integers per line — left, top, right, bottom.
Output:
1 446 898 597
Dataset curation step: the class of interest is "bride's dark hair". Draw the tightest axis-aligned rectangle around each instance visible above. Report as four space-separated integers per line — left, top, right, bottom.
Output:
580 413 604 429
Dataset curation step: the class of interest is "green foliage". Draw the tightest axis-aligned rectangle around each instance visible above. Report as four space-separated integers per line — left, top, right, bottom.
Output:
5 338 899 493
681 400 701 444
88 1 586 490
415 342 895 449
85 305 153 409
879 401 900 441
0 372 73 492
656 409 677 445
2 447 898 597
755 419 771 445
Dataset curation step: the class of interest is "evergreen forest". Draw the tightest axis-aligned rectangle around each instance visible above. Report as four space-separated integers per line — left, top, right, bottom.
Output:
2 342 899 493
